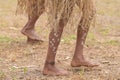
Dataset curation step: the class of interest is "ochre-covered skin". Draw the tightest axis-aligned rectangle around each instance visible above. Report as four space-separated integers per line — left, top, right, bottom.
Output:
17 0 98 76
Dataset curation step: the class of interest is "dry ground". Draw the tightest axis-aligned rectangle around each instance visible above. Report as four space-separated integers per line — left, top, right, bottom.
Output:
0 0 120 80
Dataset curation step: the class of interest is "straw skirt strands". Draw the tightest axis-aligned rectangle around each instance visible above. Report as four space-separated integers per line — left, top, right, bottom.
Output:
16 0 45 17
47 0 96 31
16 0 96 31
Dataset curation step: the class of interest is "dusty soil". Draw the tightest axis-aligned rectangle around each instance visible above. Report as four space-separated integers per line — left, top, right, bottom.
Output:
0 41 120 80
0 0 120 80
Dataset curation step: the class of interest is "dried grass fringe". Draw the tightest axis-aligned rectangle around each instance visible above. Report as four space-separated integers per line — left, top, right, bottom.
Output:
16 0 96 31
47 0 96 31
16 0 45 16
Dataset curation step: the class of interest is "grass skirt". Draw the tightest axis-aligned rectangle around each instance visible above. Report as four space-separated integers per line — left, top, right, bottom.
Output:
16 0 95 31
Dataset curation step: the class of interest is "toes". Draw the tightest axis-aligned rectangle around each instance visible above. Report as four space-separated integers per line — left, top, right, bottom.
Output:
71 61 99 67
88 64 99 67
42 68 69 76
43 71 68 76
27 37 43 43
59 70 69 76
84 61 99 67
21 29 41 41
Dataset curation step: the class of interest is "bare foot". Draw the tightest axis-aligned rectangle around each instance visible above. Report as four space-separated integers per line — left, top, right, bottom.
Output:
27 37 43 44
21 29 42 41
71 59 98 67
43 63 68 76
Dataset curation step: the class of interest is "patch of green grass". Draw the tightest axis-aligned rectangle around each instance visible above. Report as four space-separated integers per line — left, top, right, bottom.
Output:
79 68 85 77
97 10 105 15
87 32 95 41
85 32 99 46
103 40 120 46
10 66 17 72
62 35 76 44
0 71 6 79
23 67 28 74
61 37 71 44
88 33 95 40
0 35 25 44
69 35 76 40
0 36 13 42
99 29 109 36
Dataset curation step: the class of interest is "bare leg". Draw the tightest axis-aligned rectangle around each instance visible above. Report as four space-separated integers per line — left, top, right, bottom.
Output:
71 20 98 67
43 19 69 76
43 1 75 75
21 9 44 43
43 4 74 74
21 15 41 41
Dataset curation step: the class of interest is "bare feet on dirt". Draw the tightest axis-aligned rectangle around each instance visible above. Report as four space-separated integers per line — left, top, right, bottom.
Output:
71 58 98 67
21 29 43 43
43 63 68 76
27 37 43 44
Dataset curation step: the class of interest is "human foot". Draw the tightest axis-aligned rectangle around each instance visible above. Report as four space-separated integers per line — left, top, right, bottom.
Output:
71 58 98 67
43 62 68 76
21 29 42 41
27 37 43 44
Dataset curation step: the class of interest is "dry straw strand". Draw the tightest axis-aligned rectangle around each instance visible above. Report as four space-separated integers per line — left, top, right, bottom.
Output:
16 0 95 31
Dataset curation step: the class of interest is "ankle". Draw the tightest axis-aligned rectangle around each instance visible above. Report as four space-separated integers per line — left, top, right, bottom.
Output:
44 61 55 67
22 25 34 30
72 55 84 60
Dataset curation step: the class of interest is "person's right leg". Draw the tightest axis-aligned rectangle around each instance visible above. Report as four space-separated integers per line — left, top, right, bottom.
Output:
43 13 74 76
43 19 68 76
43 0 74 75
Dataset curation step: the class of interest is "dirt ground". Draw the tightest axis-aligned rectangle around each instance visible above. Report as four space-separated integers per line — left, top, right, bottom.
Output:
0 0 120 80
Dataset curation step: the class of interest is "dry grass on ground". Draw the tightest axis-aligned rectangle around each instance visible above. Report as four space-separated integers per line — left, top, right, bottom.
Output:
0 0 120 80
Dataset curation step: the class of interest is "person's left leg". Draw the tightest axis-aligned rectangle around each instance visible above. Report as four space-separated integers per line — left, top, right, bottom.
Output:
71 22 98 67
71 0 98 67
